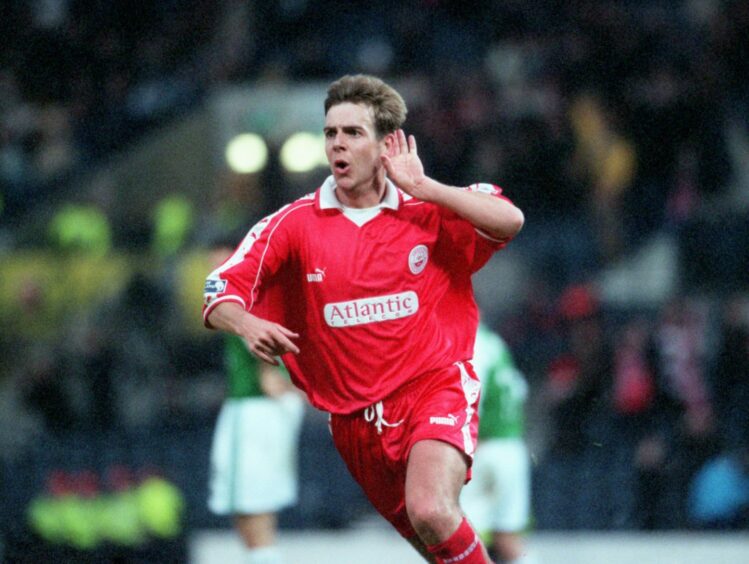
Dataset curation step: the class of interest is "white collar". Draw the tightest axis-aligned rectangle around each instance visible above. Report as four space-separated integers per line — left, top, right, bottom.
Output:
319 175 400 211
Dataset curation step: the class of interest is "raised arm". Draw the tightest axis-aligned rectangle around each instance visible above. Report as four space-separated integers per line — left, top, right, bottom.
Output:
381 129 524 240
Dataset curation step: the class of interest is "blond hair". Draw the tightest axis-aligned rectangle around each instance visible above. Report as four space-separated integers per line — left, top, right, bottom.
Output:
324 74 407 138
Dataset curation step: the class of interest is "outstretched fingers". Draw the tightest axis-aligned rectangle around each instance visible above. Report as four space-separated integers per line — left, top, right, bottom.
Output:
408 134 417 154
246 320 300 364
278 325 299 340
393 130 417 155
398 129 408 154
248 336 279 364
274 327 300 355
252 346 279 365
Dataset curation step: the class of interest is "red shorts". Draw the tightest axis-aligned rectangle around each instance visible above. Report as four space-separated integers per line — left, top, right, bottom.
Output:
329 361 481 538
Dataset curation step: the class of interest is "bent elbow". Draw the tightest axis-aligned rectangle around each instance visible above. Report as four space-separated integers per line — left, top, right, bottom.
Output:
510 207 525 235
501 206 524 238
484 206 524 241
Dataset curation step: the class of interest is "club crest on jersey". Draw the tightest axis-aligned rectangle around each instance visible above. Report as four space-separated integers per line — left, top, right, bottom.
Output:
408 244 428 275
204 279 227 294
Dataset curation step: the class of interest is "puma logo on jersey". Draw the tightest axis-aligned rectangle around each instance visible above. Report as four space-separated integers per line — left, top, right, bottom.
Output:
307 267 327 282
429 414 458 426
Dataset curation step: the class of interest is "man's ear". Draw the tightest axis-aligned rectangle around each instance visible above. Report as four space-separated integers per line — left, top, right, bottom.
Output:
383 132 397 157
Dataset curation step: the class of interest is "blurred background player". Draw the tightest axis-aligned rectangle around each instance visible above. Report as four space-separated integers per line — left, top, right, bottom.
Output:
461 322 534 564
207 241 305 564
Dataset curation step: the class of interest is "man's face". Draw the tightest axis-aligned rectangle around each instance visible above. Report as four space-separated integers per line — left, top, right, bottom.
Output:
324 102 387 192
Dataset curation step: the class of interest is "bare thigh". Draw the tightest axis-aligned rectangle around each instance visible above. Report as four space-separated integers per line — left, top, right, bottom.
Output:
405 439 468 544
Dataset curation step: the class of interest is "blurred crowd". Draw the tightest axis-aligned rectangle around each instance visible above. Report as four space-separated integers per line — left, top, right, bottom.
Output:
3 1 748 256
502 283 749 529
1 0 749 533
1 0 222 221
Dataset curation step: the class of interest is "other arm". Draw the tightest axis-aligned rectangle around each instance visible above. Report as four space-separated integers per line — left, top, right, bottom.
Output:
203 209 300 365
382 129 524 240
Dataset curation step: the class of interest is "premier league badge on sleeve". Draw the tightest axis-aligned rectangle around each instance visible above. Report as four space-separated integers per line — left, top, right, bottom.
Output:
204 279 227 294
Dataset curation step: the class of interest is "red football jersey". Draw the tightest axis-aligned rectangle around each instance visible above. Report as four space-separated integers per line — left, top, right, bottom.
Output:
203 177 513 414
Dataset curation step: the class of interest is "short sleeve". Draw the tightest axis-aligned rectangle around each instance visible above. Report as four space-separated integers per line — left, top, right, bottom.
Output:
438 183 515 273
